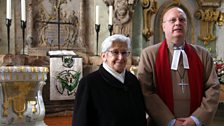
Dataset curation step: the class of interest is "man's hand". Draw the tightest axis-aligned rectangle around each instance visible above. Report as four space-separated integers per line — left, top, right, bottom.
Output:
173 119 184 126
176 117 196 126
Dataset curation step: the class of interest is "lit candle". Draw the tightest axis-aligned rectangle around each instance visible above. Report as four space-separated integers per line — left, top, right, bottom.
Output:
6 0 12 19
96 5 99 25
109 6 113 25
21 0 26 21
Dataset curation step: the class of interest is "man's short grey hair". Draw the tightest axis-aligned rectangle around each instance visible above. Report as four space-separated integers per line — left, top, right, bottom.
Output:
101 34 131 52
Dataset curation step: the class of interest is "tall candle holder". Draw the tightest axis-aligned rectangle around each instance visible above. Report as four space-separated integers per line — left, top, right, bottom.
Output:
21 20 26 55
6 19 12 54
108 24 113 36
95 24 100 55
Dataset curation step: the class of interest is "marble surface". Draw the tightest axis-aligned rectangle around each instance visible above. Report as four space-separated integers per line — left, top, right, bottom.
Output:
0 66 48 126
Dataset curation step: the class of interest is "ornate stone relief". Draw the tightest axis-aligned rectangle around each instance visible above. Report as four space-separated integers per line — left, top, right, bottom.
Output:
103 0 138 36
37 0 78 48
27 0 85 52
195 0 224 45
141 0 157 40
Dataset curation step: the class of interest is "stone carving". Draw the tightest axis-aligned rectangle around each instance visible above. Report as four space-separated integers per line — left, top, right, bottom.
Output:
195 8 224 45
194 0 223 45
196 0 221 7
195 9 220 22
103 0 137 36
141 0 157 40
37 7 55 47
26 1 33 48
33 0 80 49
218 13 224 26
64 10 79 48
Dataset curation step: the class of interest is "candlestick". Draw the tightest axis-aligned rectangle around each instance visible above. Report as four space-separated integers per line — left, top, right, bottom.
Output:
108 6 113 25
21 20 26 55
108 24 113 36
6 0 12 19
6 19 12 54
21 0 26 21
96 5 99 25
95 24 100 55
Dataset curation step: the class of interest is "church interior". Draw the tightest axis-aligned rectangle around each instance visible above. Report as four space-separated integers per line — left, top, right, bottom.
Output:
0 0 224 125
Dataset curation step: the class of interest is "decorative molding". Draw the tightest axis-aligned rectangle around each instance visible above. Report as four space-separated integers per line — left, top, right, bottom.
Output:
217 12 224 26
0 66 48 125
34 1 79 48
194 4 223 45
25 0 86 54
196 0 221 7
195 8 217 45
103 0 138 36
141 0 157 40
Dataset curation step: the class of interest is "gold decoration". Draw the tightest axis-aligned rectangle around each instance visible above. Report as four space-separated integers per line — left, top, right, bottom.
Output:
29 101 37 113
141 0 157 40
0 66 48 125
217 12 224 26
195 8 221 45
130 65 138 76
2 83 9 117
173 0 180 5
1 66 48 118
196 0 221 7
12 96 26 118
194 0 223 45
2 82 33 118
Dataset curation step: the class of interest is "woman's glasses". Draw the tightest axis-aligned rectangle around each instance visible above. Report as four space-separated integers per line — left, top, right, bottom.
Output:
107 50 130 57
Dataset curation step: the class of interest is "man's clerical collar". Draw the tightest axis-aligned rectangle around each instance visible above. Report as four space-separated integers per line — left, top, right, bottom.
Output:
171 42 189 70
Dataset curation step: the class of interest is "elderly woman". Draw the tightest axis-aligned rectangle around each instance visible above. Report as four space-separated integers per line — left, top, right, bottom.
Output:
72 34 147 126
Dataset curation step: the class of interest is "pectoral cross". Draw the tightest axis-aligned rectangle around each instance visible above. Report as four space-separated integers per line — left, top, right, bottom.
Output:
178 79 188 94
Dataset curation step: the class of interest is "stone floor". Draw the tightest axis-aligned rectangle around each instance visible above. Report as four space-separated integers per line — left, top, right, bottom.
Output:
44 116 224 126
44 104 224 126
44 114 224 126
212 103 224 126
212 118 224 126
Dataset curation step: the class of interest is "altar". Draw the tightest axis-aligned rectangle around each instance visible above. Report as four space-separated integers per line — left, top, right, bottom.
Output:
0 66 48 126
48 50 82 101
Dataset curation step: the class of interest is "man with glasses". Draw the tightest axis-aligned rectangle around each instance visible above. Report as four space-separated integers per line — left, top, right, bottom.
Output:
72 34 147 126
138 6 220 126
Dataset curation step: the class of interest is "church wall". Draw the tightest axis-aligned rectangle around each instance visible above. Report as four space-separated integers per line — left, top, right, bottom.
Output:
216 2 224 59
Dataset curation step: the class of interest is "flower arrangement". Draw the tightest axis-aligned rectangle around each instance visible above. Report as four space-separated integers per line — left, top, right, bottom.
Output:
213 58 224 84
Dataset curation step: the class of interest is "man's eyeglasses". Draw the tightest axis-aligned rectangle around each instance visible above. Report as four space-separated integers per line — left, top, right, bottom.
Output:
163 17 186 24
107 50 130 57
